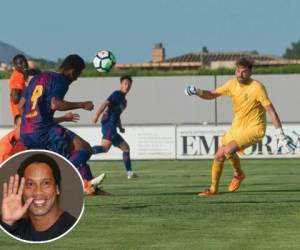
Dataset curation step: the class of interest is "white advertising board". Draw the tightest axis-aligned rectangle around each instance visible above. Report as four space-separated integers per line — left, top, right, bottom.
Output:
176 125 300 159
67 125 176 160
0 124 299 160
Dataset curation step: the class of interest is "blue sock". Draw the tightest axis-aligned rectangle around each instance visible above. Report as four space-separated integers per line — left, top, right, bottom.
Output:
69 149 91 169
92 145 104 154
79 164 93 180
123 151 132 172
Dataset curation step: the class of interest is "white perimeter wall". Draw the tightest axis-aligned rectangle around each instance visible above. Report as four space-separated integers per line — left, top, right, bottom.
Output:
1 124 299 160
1 74 300 126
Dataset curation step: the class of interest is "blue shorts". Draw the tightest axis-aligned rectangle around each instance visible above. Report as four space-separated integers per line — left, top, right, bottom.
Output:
21 124 76 158
101 124 125 146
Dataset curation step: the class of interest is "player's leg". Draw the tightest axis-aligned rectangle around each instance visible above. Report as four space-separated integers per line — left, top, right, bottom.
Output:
69 135 109 195
92 139 112 154
226 152 245 192
223 141 245 192
92 125 113 154
226 128 264 192
199 140 240 196
68 134 92 169
47 125 105 193
114 135 137 179
47 126 91 174
199 146 225 196
223 140 243 177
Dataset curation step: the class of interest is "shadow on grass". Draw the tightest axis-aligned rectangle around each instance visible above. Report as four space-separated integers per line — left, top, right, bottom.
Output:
207 200 300 204
245 182 300 186
238 189 300 193
120 205 160 210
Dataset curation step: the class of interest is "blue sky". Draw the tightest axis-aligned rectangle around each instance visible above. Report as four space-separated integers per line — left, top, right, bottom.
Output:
1 0 299 63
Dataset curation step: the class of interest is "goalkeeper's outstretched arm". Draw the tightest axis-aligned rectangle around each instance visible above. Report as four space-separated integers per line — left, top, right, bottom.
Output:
195 89 221 100
185 85 221 100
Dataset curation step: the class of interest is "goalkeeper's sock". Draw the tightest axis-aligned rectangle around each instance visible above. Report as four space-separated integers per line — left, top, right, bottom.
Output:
92 145 104 154
227 153 243 176
210 160 224 192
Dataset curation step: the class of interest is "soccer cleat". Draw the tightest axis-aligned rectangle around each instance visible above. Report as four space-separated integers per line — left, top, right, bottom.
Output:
90 173 106 187
198 188 218 197
127 171 138 179
83 173 107 195
83 182 96 195
83 181 110 196
228 172 246 192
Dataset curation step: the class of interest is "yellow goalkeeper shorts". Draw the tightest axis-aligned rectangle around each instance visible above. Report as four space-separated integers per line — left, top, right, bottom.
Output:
221 126 265 155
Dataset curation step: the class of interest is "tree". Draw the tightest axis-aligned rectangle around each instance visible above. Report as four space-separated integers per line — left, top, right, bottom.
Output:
202 46 209 53
283 39 300 59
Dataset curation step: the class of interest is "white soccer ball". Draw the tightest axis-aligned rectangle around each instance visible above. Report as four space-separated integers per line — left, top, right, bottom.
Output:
93 50 116 73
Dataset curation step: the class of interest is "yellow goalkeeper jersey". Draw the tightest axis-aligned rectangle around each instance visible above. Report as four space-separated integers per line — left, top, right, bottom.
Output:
215 78 271 130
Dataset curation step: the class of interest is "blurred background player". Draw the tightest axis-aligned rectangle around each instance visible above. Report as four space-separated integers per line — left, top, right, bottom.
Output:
185 57 295 197
0 68 43 164
0 115 25 164
9 54 28 119
0 113 83 165
25 68 41 87
92 75 138 179
19 54 106 195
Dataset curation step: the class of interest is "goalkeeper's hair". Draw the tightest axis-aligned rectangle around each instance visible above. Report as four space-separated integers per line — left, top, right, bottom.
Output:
18 153 61 189
236 57 253 70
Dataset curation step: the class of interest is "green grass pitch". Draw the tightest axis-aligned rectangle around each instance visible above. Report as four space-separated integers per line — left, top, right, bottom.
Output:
1 159 300 250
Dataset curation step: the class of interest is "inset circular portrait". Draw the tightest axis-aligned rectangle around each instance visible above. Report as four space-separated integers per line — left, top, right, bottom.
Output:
0 150 84 243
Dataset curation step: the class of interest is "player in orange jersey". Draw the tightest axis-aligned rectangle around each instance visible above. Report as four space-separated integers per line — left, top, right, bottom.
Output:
0 115 25 164
9 54 29 119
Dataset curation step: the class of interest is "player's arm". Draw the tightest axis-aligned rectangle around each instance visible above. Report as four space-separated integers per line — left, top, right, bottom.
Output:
18 97 26 115
185 85 221 100
51 97 94 112
53 112 80 123
118 118 125 133
11 89 22 104
265 104 282 129
92 100 109 124
265 104 296 152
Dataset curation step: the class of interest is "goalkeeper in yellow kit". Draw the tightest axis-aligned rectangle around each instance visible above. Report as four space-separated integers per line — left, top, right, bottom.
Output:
185 58 296 196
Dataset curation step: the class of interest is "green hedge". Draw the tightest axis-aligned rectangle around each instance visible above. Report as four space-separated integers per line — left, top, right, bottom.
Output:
81 64 300 77
1 64 300 79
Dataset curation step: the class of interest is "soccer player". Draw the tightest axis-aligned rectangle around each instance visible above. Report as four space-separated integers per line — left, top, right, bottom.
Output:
0 115 25 164
0 112 83 164
9 54 28 119
185 58 295 196
0 153 77 242
0 68 43 164
92 75 138 179
19 54 106 195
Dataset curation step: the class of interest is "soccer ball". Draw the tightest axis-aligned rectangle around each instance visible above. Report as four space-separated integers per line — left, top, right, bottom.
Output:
93 50 116 72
